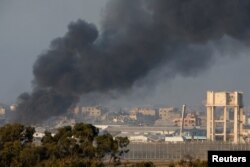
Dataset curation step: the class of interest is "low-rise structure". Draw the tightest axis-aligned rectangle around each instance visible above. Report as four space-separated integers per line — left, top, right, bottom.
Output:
165 136 185 143
159 107 178 120
173 113 201 127
0 107 5 115
82 106 102 117
72 106 103 118
10 104 17 111
129 107 156 116
129 135 148 143
129 113 137 120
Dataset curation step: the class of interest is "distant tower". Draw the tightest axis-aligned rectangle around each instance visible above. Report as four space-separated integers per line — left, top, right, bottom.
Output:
206 91 244 143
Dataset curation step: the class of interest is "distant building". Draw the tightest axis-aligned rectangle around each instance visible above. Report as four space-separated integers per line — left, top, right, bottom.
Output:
129 107 156 116
129 113 137 120
199 115 207 127
159 107 178 120
129 135 148 142
115 132 149 143
10 104 17 111
82 106 102 117
173 113 201 127
0 107 5 115
73 106 81 114
72 106 103 118
165 136 185 143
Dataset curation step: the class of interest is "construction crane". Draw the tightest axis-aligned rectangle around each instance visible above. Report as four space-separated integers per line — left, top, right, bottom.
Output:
180 104 186 136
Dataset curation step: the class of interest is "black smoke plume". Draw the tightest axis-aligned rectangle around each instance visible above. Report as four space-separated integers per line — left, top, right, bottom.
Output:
15 0 250 124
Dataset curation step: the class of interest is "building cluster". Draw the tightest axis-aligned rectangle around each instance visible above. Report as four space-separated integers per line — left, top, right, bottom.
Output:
70 105 204 127
1 91 250 144
99 125 206 143
0 104 17 125
129 107 156 120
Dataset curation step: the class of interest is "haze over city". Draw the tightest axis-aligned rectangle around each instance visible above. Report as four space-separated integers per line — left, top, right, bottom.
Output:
1 0 250 118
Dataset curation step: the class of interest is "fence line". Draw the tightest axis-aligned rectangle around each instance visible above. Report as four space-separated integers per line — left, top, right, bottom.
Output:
123 142 250 160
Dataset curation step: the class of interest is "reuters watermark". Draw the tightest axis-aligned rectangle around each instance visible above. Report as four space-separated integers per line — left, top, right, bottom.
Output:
208 151 250 167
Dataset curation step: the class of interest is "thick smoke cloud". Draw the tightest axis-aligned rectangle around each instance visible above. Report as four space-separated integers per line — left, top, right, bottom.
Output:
16 89 78 123
15 0 250 124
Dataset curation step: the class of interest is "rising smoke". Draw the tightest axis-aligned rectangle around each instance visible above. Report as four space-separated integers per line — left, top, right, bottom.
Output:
14 0 250 124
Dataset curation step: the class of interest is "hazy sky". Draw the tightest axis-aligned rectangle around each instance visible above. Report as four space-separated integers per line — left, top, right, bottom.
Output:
0 0 107 104
1 0 250 111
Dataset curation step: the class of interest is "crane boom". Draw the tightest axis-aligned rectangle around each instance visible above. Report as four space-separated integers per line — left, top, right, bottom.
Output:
180 104 186 136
